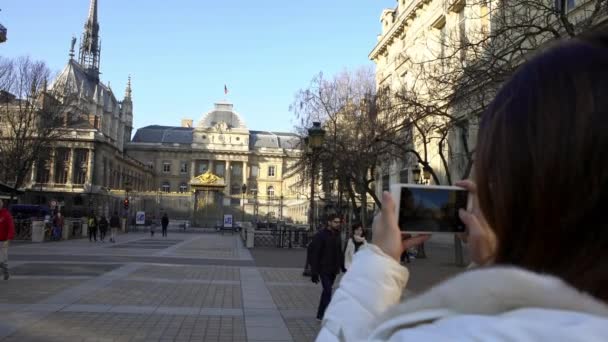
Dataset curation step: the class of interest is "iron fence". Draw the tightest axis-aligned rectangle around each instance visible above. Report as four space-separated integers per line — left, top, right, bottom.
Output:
14 218 33 240
253 227 313 248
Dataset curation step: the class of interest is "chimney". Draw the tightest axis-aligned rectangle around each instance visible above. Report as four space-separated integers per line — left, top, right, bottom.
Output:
181 118 193 128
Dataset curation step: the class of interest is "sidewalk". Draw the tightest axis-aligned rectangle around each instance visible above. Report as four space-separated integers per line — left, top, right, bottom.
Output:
0 231 468 341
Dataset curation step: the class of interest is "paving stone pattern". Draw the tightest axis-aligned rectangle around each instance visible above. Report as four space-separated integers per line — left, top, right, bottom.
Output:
10 263 122 277
128 265 240 281
1 312 246 342
76 280 242 308
0 279 85 304
1 232 467 341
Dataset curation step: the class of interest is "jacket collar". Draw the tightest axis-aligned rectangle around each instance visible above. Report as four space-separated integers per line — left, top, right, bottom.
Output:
378 266 608 324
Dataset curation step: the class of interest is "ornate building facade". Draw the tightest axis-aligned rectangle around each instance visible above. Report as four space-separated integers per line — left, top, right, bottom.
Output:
21 0 153 216
127 102 307 225
13 0 307 224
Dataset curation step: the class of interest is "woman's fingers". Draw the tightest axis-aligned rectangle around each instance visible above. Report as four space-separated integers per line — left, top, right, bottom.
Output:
455 179 477 193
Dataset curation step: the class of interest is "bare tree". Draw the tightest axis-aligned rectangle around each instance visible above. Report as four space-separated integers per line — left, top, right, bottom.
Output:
0 56 65 194
291 68 410 225
377 0 608 185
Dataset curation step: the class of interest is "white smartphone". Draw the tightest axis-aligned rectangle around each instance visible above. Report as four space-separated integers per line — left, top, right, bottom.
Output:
390 184 471 234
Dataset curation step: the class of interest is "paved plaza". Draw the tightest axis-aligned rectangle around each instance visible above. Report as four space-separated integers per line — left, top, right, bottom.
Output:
0 230 467 341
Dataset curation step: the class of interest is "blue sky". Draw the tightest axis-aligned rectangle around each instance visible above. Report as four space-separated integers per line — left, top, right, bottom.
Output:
1 0 393 133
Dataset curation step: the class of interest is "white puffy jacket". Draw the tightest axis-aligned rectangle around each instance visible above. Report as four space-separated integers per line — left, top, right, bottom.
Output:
317 244 608 341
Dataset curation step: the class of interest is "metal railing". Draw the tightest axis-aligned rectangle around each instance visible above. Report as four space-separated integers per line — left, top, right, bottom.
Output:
14 218 33 240
253 226 313 248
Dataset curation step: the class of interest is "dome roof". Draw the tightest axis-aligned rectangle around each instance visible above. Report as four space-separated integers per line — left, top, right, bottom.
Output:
199 102 247 129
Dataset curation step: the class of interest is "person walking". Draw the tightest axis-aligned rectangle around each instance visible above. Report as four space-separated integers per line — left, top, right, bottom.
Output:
87 212 98 242
308 214 345 321
109 211 120 243
161 213 169 237
52 211 64 241
0 199 15 280
344 223 366 271
98 215 108 242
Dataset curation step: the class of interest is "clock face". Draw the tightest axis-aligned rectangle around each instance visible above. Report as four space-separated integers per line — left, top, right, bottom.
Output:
218 134 225 142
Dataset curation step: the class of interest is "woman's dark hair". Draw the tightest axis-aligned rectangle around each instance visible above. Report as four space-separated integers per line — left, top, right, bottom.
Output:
351 223 363 237
475 30 608 301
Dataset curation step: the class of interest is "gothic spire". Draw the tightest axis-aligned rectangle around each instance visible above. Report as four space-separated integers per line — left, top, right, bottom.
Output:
124 75 132 100
78 0 100 80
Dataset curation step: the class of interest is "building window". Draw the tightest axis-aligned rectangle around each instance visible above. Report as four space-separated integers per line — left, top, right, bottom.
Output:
215 162 225 177
162 181 170 193
179 183 188 193
55 148 70 184
198 161 208 174
35 149 51 183
400 169 409 183
231 184 241 195
382 174 390 192
163 161 171 173
73 149 88 185
180 161 188 174
268 166 276 177
232 164 242 176
251 165 259 178
267 186 275 198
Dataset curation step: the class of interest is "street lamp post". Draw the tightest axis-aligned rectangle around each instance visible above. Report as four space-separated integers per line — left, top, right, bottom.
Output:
411 165 427 258
307 122 326 232
241 183 247 224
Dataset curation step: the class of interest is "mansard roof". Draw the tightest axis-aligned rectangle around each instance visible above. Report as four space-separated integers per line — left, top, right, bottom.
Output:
250 131 300 149
132 125 300 150
131 125 193 144
50 59 118 111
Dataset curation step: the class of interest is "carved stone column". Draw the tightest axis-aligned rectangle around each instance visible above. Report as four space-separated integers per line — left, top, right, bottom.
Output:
48 148 56 184
66 148 74 186
242 161 248 185
86 149 95 185
224 160 231 196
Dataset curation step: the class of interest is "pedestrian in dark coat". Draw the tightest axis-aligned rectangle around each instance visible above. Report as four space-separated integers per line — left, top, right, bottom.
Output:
309 214 345 321
161 213 169 237
98 215 109 242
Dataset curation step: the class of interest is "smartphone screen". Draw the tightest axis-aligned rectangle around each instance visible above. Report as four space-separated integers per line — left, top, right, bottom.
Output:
398 186 468 233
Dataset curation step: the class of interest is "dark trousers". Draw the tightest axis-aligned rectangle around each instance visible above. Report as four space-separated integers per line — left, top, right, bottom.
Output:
162 226 167 237
316 273 336 320
89 227 97 241
99 228 107 241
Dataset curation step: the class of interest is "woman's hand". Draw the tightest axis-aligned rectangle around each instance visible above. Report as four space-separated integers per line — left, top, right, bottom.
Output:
455 180 497 266
372 191 430 262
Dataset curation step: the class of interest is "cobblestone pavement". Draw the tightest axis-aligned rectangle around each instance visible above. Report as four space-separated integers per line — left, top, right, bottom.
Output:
0 231 468 341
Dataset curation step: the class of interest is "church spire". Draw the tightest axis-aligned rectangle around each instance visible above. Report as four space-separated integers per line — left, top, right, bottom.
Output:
124 75 132 100
78 0 100 81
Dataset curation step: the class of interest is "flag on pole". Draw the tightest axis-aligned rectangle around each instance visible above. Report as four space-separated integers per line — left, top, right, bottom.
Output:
224 84 228 95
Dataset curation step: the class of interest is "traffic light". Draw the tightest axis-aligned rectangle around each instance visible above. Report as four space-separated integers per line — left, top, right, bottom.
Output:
123 198 129 209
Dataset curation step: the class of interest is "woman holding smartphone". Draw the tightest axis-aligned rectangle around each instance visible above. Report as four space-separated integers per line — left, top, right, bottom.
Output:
317 31 608 341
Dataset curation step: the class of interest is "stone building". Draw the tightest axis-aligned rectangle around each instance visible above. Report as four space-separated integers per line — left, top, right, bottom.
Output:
21 0 153 216
128 102 306 225
370 0 608 199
